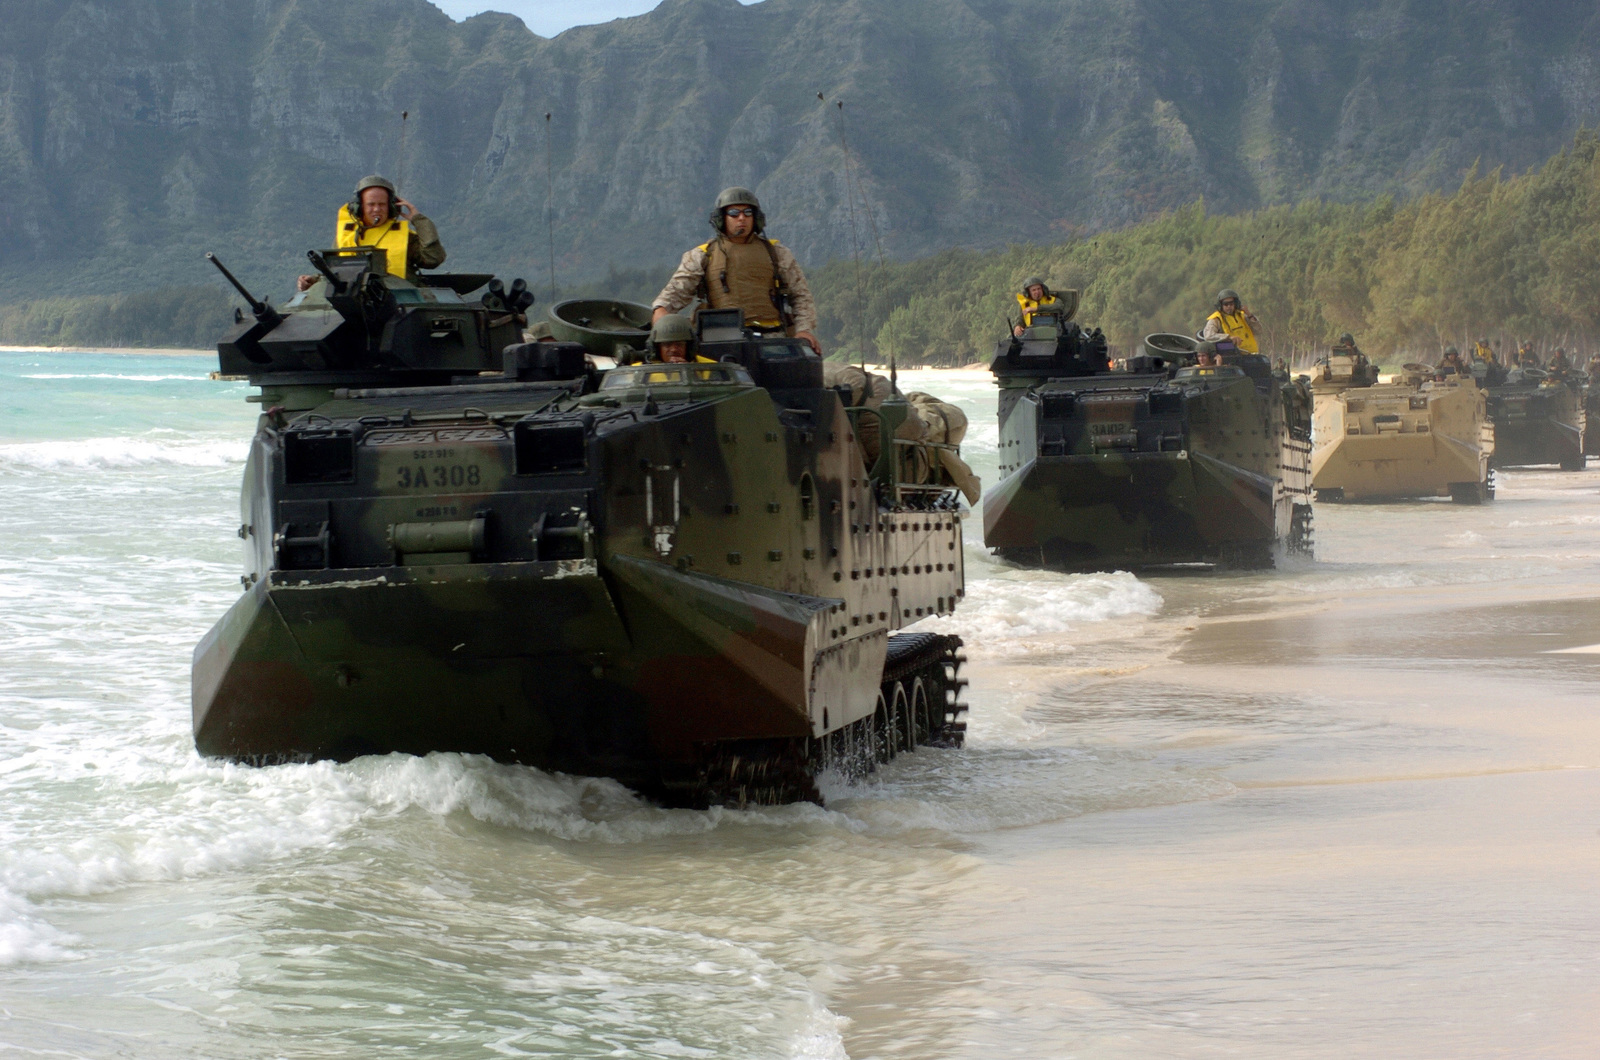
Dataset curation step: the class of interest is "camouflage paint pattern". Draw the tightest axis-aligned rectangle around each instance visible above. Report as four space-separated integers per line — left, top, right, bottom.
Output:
982 339 1312 570
196 279 968 794
1487 382 1586 470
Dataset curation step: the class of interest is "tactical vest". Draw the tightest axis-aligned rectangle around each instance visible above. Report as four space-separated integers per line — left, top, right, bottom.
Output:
336 203 410 278
1205 309 1258 353
1015 292 1059 327
699 237 789 330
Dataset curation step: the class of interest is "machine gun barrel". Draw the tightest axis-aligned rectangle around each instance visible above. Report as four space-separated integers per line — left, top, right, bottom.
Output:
305 250 347 295
207 253 278 322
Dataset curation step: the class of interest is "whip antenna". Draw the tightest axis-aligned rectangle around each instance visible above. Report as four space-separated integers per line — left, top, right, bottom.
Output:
396 111 409 192
545 111 558 303
823 95 869 373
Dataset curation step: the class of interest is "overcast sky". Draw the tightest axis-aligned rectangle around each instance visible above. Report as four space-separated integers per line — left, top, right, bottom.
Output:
431 1 682 38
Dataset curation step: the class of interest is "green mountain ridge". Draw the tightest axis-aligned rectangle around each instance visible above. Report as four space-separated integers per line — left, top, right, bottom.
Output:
2 0 1599 305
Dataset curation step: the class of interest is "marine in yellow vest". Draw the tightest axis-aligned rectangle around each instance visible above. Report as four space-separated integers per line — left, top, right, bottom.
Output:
295 174 446 291
1012 276 1059 335
651 187 820 354
1199 289 1260 353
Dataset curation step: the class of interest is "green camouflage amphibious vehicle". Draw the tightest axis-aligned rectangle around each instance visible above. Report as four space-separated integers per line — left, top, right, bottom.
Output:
193 248 969 806
1487 367 1586 471
983 314 1313 570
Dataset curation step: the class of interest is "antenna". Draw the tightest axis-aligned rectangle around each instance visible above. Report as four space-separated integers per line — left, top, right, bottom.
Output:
396 111 409 191
823 95 869 373
545 111 558 303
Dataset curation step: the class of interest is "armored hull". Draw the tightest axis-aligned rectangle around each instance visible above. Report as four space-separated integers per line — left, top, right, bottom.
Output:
983 334 1312 570
1312 367 1494 503
195 255 969 805
1487 382 1586 470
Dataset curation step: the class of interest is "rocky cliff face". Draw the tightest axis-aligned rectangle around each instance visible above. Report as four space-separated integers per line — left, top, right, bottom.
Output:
2 0 1599 299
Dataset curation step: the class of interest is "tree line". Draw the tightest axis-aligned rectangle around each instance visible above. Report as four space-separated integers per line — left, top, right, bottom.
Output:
6 132 1600 361
809 131 1600 366
0 287 236 350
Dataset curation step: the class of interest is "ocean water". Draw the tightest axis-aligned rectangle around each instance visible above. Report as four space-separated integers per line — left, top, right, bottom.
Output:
3 354 1598 1058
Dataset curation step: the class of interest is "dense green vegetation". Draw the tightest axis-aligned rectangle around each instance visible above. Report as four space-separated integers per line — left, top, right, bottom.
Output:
8 134 1600 359
811 133 1600 365
0 287 236 350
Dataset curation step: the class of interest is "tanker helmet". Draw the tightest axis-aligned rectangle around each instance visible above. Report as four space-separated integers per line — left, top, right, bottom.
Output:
649 314 697 357
710 187 766 233
350 174 399 225
1216 289 1241 310
1021 275 1051 298
354 174 397 198
1338 332 1356 347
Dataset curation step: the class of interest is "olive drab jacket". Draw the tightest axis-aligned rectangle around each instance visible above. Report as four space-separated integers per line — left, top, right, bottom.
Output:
1015 292 1059 327
335 203 447 280
652 237 817 336
1201 309 1259 353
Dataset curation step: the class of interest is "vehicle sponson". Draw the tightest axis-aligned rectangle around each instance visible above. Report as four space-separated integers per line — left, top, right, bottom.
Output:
983 335 1312 570
1312 368 1494 503
195 263 970 805
1487 382 1586 470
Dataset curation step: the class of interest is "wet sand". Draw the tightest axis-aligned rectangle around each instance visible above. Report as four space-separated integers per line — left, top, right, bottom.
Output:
861 453 1600 1058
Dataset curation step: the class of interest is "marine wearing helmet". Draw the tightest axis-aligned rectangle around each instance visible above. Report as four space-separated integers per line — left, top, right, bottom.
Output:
1012 276 1060 336
647 314 715 364
296 174 446 292
650 187 821 354
1436 345 1468 377
1200 289 1260 353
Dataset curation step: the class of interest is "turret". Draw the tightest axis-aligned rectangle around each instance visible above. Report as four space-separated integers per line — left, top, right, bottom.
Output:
210 247 526 388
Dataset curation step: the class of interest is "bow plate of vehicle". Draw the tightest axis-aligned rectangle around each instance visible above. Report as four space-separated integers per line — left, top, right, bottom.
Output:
193 249 969 806
1311 358 1495 503
983 326 1313 571
1486 369 1587 471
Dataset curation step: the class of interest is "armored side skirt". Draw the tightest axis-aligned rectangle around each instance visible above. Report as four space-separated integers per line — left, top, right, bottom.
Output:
192 557 879 789
982 450 1277 569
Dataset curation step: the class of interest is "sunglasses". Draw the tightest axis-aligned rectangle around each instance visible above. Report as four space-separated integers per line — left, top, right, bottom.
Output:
723 207 755 218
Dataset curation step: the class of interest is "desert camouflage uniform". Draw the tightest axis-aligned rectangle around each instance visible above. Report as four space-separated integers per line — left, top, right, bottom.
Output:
652 240 818 336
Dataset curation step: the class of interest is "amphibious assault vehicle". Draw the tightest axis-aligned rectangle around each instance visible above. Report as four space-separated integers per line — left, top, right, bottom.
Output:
1311 357 1495 503
1486 368 1586 471
982 306 1313 570
193 247 969 806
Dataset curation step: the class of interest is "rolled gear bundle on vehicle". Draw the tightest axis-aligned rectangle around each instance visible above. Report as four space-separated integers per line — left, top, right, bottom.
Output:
821 362 980 503
905 391 982 504
822 362 907 461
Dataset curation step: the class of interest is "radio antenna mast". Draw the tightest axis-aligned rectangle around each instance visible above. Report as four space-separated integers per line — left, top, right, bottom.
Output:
396 111 409 191
823 95 869 373
545 111 558 303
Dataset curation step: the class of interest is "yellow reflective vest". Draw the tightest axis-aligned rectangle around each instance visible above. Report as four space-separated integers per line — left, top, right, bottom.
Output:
336 203 410 278
1015 292 1059 327
1205 309 1258 353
